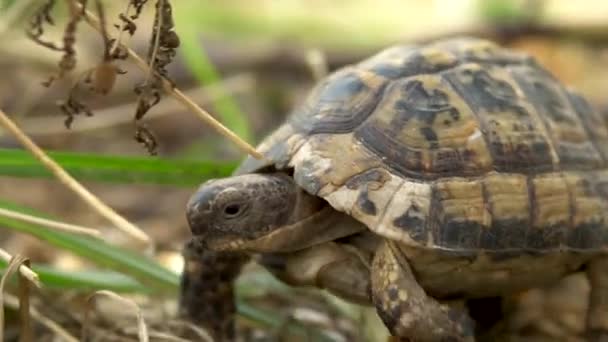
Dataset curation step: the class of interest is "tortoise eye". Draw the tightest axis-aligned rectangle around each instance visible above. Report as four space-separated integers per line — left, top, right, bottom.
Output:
223 203 243 218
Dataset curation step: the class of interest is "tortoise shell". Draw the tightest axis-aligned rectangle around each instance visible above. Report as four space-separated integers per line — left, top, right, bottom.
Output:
238 37 608 253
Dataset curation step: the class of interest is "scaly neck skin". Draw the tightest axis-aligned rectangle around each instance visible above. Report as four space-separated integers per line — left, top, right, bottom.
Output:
288 186 327 225
179 238 248 341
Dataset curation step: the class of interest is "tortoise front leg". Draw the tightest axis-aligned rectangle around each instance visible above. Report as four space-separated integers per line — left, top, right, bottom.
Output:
371 241 475 341
179 239 248 341
586 257 608 341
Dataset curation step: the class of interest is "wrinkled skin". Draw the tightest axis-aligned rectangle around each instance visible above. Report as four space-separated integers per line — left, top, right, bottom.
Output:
180 173 608 341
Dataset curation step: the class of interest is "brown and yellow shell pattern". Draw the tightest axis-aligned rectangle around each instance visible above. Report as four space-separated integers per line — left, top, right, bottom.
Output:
239 37 608 254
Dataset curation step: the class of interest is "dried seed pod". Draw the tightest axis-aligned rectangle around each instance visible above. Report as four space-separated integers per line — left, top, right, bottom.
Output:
91 62 122 95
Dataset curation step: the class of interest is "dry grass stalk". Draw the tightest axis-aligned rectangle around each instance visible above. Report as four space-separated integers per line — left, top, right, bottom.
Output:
17 259 33 342
0 109 151 247
0 249 40 288
0 255 27 342
3 293 79 342
0 207 102 239
84 290 149 342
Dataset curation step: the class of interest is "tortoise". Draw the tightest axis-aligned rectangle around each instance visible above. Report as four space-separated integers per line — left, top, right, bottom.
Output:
179 36 608 341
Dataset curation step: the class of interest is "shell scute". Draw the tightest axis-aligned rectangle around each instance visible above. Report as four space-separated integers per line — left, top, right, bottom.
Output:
354 73 493 178
290 68 387 134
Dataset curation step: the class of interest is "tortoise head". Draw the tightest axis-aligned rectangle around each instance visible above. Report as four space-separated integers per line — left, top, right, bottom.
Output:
186 173 323 251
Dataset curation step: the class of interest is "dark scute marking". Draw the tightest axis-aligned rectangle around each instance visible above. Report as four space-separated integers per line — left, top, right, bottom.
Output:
526 176 537 236
444 67 554 173
293 159 323 195
578 178 593 196
479 219 528 250
368 51 458 80
566 90 608 162
420 127 439 149
357 189 377 215
354 79 470 179
291 70 386 134
345 169 391 190
393 204 428 243
567 222 604 250
527 79 574 123
596 180 608 199
438 219 481 249
525 226 565 250
447 68 523 115
387 286 399 301
355 123 425 178
393 80 460 127
431 149 476 176
531 141 551 155
320 72 366 102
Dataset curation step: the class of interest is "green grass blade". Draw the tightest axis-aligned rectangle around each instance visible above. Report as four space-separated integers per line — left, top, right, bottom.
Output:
0 259 148 293
0 199 179 293
0 148 237 186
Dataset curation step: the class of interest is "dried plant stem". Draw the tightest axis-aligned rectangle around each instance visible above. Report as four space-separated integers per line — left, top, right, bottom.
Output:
3 293 79 342
0 207 101 238
144 0 164 86
0 109 151 246
18 258 33 342
0 249 41 288
0 255 27 342
77 2 265 160
110 2 133 55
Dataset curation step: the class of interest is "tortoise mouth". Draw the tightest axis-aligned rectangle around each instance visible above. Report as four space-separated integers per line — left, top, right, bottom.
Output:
203 223 311 253
204 236 249 251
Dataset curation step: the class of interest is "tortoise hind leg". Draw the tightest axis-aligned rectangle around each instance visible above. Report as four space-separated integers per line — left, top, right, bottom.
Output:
585 256 608 341
371 241 475 341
